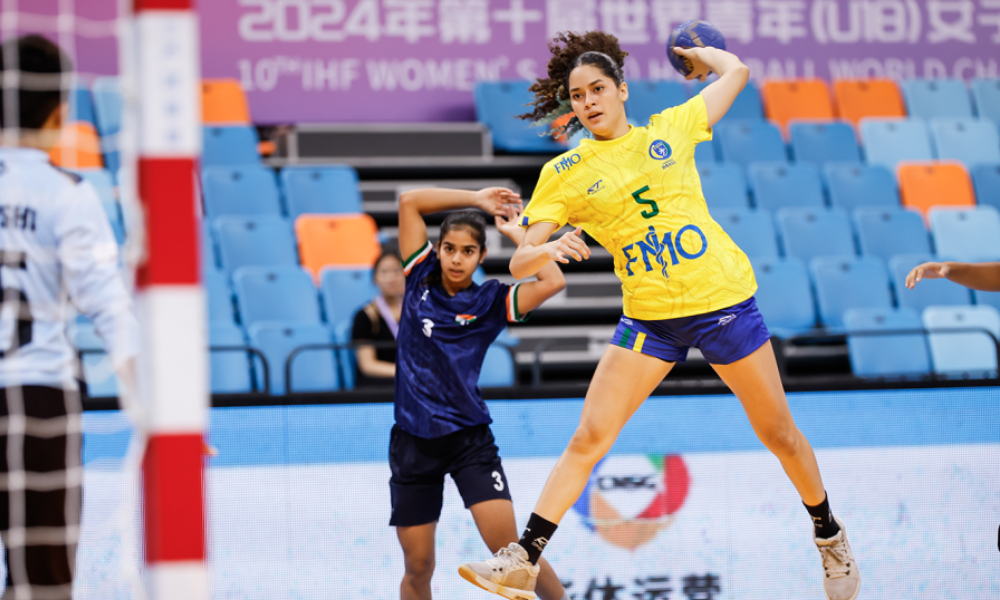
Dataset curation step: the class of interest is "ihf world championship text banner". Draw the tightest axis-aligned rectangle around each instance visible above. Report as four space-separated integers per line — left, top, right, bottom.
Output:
200 0 1000 122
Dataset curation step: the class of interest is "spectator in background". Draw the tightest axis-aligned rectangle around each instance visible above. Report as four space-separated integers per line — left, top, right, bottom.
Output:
352 250 404 385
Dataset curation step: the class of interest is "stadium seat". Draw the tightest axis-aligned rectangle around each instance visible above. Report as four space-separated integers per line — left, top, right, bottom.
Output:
859 118 933 171
49 122 103 169
810 256 893 328
898 162 976 216
74 323 118 398
209 323 253 394
971 165 1000 212
844 307 931 378
971 79 1000 124
761 79 835 132
929 206 1000 262
205 268 237 325
474 81 565 153
715 121 787 167
331 319 356 391
747 163 825 211
212 215 298 275
694 139 718 164
279 166 362 217
201 221 219 272
693 80 764 120
202 79 252 124
928 118 1000 167
91 77 122 172
711 208 779 258
973 290 1000 313
823 163 899 211
833 79 906 126
248 323 339 395
750 257 817 336
889 253 972 312
201 166 283 218
697 163 750 209
627 80 688 125
923 305 1000 376
232 266 322 326
788 121 861 165
901 79 974 119
296 214 380 277
203 126 260 167
853 207 931 262
68 82 96 127
320 268 378 325
70 169 125 244
479 345 515 387
777 208 856 262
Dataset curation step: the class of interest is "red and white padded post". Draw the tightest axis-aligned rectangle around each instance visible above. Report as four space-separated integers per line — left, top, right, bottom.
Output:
133 1 208 598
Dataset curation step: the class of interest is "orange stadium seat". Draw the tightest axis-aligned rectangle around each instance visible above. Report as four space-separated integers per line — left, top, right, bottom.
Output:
48 122 103 169
761 79 834 132
296 214 381 277
834 79 906 126
202 79 251 124
898 161 976 217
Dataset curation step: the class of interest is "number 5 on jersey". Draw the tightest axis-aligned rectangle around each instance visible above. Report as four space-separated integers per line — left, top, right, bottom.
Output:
632 185 659 219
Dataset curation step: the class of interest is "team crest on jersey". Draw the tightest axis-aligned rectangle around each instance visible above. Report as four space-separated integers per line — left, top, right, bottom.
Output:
454 314 478 326
649 140 676 169
588 180 603 195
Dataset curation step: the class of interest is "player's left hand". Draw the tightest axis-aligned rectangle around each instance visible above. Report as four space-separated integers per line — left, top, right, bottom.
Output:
673 47 714 82
477 187 523 218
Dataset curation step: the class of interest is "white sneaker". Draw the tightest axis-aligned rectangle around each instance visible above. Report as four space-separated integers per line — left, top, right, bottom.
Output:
814 517 861 600
458 542 540 600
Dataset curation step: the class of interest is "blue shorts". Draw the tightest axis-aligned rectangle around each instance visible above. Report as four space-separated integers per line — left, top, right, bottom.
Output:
610 297 771 365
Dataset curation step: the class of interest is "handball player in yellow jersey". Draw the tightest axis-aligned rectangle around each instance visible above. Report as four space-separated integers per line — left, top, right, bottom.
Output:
459 32 860 600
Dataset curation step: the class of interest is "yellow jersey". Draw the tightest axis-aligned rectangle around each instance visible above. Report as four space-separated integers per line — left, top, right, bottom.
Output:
521 95 757 320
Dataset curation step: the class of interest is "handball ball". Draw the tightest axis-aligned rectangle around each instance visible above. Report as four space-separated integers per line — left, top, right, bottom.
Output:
668 20 727 76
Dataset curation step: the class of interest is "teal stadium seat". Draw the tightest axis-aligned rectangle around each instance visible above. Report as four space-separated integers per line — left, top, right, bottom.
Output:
971 165 1000 211
929 207 1000 262
859 118 933 171
697 163 749 209
852 207 930 262
823 163 899 211
810 256 892 329
474 81 565 153
776 207 856 262
923 305 1000 377
889 253 972 312
68 82 96 127
478 345 515 388
929 118 1000 167
693 79 764 120
205 268 237 325
971 79 1000 124
331 319 356 391
233 266 322 326
201 221 219 272
320 268 378 325
748 163 825 211
212 215 298 275
203 125 260 166
209 323 253 394
750 257 817 337
973 289 1000 312
901 79 974 119
694 139 718 163
249 323 339 395
715 121 787 167
844 307 931 378
74 322 118 398
91 77 122 172
279 165 362 218
627 81 688 125
711 208 779 258
69 168 125 244
789 121 861 165
201 166 282 218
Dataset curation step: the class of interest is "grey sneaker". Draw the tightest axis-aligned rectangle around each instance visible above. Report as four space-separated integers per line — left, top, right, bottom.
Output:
814 517 860 600
458 542 540 600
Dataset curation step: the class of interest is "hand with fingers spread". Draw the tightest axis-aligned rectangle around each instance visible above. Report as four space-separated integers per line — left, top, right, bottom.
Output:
476 187 523 219
672 47 714 82
547 227 591 264
905 261 950 289
495 209 526 244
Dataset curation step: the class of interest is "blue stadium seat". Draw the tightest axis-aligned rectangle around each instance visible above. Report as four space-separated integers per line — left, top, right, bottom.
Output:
715 121 787 167
248 323 339 395
201 166 282 218
279 166 362 218
209 323 253 394
233 266 322 326
331 319 356 391
973 289 1000 312
68 82 96 127
205 268 237 325
747 163 825 211
971 79 1000 124
859 118 934 171
212 215 298 275
810 256 893 329
823 163 899 211
901 79 974 119
70 168 125 244
474 81 565 153
929 118 1000 167
971 165 1000 211
929 207 1000 262
711 208 779 258
627 80 688 125
74 323 118 398
201 221 219 272
789 121 861 165
698 163 749 209
479 345 515 387
923 305 1000 376
750 257 817 337
91 78 122 172
203 125 260 167
776 207 855 263
694 139 718 164
844 307 931 378
853 207 930 262
889 253 972 312
693 80 764 120
320 268 378 325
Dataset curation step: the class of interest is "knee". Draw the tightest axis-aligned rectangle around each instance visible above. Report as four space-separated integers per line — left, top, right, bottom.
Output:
566 420 615 465
404 555 435 582
757 423 802 458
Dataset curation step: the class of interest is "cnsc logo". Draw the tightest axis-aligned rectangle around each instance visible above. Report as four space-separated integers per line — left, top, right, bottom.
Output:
571 454 690 550
554 153 582 174
649 140 672 160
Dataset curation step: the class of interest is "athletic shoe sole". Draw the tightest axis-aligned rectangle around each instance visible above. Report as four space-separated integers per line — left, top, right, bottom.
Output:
458 565 537 600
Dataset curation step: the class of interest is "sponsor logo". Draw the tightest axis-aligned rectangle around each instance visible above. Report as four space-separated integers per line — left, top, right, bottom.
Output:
421 290 430 302
422 318 434 337
554 153 582 174
532 537 549 551
621 225 708 278
588 179 604 195
622 317 634 326
718 314 737 326
454 314 478 326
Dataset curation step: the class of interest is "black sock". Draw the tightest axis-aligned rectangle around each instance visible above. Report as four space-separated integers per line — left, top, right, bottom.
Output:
518 513 558 565
804 492 841 539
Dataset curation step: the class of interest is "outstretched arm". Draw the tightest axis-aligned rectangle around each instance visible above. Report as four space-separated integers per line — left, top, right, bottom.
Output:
673 46 750 128
509 222 592 279
906 261 1000 292
397 187 522 260
495 211 566 314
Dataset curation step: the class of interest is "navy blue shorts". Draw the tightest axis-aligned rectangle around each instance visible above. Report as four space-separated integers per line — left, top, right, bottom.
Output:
610 296 771 365
388 423 512 527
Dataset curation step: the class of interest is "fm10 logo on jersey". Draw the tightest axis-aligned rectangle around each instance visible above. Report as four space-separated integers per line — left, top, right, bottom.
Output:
621 225 708 278
554 153 582 174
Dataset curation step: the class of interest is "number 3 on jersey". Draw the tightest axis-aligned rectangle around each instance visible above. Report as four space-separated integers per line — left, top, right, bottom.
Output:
0 251 32 357
632 185 659 219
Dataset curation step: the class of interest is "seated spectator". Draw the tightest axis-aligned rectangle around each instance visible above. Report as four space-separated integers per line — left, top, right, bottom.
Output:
352 250 402 386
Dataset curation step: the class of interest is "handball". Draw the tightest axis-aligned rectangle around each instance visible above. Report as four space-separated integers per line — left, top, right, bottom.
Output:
668 20 727 76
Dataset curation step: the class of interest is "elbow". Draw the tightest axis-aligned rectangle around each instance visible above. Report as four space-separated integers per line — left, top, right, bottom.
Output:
732 63 750 85
398 190 415 208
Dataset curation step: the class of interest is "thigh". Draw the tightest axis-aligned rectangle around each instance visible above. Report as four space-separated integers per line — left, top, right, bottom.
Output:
389 426 446 527
711 341 796 431
451 427 512 509
578 346 675 441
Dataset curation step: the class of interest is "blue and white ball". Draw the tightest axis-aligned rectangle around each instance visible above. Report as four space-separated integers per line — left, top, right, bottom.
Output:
668 20 727 77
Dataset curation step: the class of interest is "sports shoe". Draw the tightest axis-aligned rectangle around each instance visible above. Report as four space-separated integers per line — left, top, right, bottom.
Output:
814 517 860 600
458 542 540 600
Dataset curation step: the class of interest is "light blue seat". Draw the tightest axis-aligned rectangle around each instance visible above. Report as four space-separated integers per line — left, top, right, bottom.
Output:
332 320 356 391
68 82 96 127
474 81 565 153
853 207 930 262
248 323 339 395
694 139 718 164
209 323 253 394
823 163 899 211
715 121 787 167
479 345 515 388
698 163 749 209
971 79 1000 124
205 268 236 325
693 80 764 120
748 163 825 211
279 165 362 218
201 166 282 218
320 268 377 325
973 289 1000 312
712 208 779 258
627 80 688 125
776 208 855 263
859 118 933 171
889 253 972 312
923 305 1000 376
750 257 816 337
789 121 861 165
69 168 125 244
201 221 219 272
929 206 1000 262
929 118 1000 167
810 256 893 329
91 77 122 172
203 125 260 167
74 323 118 398
844 307 931 378
901 79 974 119
232 266 322 327
971 164 1000 211
212 216 298 275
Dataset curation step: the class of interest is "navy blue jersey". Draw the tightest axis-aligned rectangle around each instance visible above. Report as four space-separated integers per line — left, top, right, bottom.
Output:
396 241 527 438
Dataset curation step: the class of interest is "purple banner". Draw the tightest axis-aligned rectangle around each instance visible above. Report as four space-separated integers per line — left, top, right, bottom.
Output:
6 0 119 80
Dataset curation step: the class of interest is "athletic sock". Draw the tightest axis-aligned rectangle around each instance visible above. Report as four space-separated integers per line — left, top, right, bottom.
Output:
518 513 558 565
804 492 841 539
